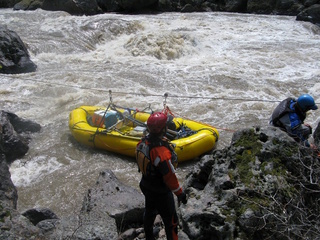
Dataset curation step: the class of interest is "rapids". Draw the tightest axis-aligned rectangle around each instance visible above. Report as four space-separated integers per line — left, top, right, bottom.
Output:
0 9 319 217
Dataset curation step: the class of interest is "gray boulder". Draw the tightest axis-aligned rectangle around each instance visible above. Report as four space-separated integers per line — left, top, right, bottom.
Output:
0 205 45 240
0 155 18 209
0 111 41 164
81 169 144 230
0 26 37 74
43 169 144 239
179 126 320 239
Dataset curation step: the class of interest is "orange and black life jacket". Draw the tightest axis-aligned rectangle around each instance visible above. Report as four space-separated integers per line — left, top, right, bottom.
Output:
136 136 177 176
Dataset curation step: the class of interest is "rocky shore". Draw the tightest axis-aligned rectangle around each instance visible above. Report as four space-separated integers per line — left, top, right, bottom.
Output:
1 109 320 239
0 0 319 26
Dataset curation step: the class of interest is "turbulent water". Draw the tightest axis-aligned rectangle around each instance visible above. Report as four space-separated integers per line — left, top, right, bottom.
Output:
0 9 319 218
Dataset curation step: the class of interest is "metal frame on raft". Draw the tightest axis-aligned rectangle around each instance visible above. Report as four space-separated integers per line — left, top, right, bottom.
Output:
68 91 219 162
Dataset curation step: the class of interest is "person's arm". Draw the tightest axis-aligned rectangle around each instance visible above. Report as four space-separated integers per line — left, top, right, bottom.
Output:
279 114 311 146
151 147 187 203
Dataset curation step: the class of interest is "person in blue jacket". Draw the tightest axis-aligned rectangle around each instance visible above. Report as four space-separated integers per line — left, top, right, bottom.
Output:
270 94 318 147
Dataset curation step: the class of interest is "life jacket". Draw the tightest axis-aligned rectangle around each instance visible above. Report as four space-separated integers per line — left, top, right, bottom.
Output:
136 136 177 177
271 98 307 128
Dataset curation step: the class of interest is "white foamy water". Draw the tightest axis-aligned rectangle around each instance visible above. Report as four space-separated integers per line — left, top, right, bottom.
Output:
0 9 319 217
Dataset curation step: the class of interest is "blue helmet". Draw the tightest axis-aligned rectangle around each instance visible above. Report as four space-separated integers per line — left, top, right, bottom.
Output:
297 94 318 112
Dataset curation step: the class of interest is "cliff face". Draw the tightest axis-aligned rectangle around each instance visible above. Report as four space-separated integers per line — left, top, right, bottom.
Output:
179 126 320 240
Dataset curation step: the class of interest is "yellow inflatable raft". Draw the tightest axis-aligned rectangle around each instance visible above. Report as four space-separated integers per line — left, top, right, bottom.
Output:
69 105 219 163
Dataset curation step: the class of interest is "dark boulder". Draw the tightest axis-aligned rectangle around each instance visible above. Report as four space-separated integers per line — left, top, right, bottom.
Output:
0 111 41 164
275 0 305 15
222 0 248 12
0 26 37 74
296 4 320 25
96 0 120 12
0 0 20 8
0 154 18 209
117 0 158 12
13 0 44 10
42 0 102 15
247 0 277 14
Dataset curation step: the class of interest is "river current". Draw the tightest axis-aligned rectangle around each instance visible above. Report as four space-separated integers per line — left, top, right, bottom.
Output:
0 9 319 218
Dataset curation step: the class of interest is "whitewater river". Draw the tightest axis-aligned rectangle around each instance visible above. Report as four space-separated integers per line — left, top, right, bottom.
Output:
0 9 319 218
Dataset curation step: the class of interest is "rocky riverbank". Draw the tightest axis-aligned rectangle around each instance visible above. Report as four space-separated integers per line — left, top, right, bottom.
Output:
0 0 319 26
1 110 320 239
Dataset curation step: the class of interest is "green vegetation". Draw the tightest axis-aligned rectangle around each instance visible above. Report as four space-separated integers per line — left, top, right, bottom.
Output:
233 129 262 186
230 128 298 221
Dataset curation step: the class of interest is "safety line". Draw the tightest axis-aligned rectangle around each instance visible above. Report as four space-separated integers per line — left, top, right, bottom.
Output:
2 76 319 105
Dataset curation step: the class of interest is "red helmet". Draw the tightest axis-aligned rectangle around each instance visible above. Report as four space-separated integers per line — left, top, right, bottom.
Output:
147 112 167 134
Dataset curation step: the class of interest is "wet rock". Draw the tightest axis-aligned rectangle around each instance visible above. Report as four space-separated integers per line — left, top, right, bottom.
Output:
0 0 20 8
223 0 248 12
247 0 277 14
13 0 44 10
0 111 41 164
117 0 158 12
274 0 304 15
96 0 120 12
0 155 18 209
296 4 320 25
0 26 37 74
42 0 102 15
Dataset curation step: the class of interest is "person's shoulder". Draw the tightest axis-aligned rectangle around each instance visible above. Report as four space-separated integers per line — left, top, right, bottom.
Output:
150 145 171 158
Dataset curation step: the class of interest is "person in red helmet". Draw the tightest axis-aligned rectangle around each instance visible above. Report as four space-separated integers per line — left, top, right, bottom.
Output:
136 112 187 240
